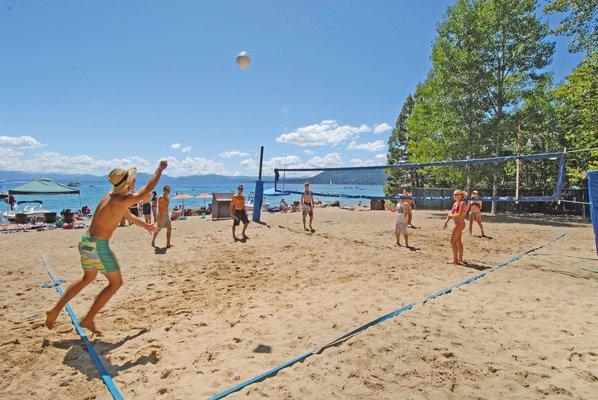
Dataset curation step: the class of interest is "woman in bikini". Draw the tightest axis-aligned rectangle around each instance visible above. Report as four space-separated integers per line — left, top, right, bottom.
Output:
468 190 486 237
444 189 468 265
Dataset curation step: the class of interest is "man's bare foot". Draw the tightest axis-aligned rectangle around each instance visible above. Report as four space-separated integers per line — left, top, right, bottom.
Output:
242 234 248 239
167 244 174 248
80 318 102 334
151 242 155 247
45 309 59 329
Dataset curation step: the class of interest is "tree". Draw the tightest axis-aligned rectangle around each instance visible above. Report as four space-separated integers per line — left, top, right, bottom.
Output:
384 94 414 196
544 0 598 54
405 0 555 212
554 52 598 184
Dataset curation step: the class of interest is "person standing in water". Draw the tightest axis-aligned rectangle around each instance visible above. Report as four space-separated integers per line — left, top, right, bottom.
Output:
444 189 468 265
45 161 167 334
151 185 173 248
468 190 486 237
230 184 249 241
301 182 315 232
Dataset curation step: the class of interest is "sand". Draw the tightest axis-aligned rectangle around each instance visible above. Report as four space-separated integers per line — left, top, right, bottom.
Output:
0 208 596 399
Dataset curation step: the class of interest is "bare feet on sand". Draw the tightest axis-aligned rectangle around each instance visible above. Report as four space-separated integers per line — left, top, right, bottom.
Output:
80 318 102 334
167 244 174 248
45 310 59 329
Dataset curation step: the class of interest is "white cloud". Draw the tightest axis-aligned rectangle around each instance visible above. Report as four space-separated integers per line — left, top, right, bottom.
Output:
351 158 377 167
374 153 387 160
0 135 44 149
373 123 392 134
303 149 316 155
166 156 227 176
181 146 192 153
220 150 249 159
240 158 257 170
0 149 230 177
306 153 342 168
348 140 385 152
170 143 182 150
276 120 370 146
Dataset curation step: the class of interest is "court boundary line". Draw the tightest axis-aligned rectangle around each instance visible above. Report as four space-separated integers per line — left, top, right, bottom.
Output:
207 233 566 399
38 250 124 400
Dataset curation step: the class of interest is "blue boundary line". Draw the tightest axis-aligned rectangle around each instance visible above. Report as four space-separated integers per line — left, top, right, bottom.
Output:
39 251 124 400
207 233 566 399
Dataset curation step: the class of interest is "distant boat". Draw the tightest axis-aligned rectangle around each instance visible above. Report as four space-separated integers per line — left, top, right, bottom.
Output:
88 184 99 188
67 181 80 187
2 200 51 221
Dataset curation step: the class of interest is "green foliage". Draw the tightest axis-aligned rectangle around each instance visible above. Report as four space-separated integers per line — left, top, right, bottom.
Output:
402 0 556 195
555 53 598 183
384 94 415 196
544 0 598 54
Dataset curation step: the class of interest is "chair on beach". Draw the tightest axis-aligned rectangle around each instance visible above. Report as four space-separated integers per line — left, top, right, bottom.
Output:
15 213 30 229
44 212 57 226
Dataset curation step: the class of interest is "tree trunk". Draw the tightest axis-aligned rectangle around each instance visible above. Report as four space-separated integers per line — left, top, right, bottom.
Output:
491 172 498 215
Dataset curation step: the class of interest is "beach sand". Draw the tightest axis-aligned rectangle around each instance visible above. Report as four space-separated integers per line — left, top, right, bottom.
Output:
0 208 596 399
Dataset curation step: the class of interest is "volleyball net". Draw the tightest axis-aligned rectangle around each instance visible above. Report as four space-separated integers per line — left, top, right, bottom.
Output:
274 152 566 202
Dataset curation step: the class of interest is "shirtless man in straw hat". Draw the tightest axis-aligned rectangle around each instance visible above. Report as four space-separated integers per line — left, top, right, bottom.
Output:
45 160 167 334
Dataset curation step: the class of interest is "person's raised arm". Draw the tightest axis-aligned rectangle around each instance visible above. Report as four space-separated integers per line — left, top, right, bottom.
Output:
127 161 167 206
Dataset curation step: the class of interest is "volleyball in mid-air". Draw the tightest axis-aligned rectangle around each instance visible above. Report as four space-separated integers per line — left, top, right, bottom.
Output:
236 51 251 69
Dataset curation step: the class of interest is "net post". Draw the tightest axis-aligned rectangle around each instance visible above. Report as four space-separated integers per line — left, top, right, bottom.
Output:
515 124 521 203
587 170 598 255
252 146 264 222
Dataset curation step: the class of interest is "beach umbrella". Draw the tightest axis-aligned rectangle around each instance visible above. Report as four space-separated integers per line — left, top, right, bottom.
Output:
196 192 211 208
174 192 193 208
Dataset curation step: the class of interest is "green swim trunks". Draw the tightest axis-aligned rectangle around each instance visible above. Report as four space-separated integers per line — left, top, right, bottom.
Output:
78 235 120 274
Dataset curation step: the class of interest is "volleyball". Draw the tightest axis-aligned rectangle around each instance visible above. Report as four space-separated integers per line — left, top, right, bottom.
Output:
236 51 251 69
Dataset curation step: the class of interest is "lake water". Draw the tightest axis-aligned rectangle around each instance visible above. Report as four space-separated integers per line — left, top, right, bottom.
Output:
0 178 383 218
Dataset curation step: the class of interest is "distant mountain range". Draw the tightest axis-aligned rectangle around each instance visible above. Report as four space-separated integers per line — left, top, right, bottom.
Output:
0 170 275 185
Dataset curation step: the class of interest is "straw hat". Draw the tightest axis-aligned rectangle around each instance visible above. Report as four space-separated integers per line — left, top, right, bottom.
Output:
108 167 137 194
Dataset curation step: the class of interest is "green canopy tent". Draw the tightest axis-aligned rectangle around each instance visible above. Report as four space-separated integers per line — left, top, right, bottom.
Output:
7 178 81 218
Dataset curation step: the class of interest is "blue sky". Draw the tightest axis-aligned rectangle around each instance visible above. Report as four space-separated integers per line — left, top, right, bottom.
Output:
0 0 583 176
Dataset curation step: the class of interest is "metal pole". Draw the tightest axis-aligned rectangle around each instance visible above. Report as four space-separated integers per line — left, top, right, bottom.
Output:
258 146 264 181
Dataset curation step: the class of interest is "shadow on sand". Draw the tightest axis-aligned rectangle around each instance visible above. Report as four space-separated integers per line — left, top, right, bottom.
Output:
44 329 155 379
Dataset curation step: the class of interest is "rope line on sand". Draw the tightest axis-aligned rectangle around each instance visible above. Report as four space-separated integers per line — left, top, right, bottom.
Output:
38 251 124 400
207 233 566 399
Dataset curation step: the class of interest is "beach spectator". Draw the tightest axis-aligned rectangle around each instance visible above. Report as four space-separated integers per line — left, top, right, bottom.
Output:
151 191 158 222
7 194 15 211
280 198 289 212
152 185 173 248
231 184 249 241
45 161 166 334
141 198 152 224
301 182 314 231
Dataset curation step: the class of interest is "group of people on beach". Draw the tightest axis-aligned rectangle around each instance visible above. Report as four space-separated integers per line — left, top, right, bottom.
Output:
44 162 319 333
394 187 486 265
44 158 488 333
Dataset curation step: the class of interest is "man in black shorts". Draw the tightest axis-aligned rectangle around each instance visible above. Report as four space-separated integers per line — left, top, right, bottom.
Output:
230 185 249 241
